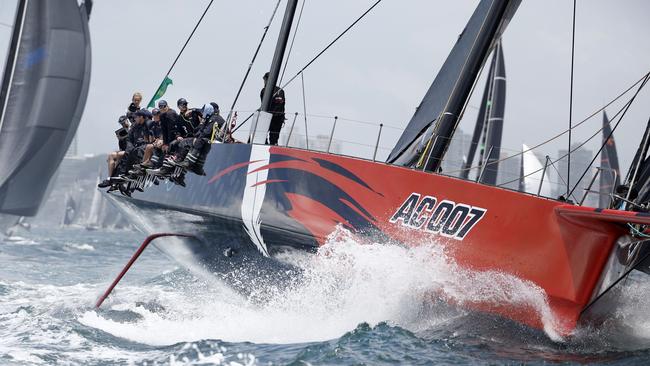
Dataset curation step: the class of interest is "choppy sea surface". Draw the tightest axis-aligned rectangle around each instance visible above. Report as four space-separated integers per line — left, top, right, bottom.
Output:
2 226 650 365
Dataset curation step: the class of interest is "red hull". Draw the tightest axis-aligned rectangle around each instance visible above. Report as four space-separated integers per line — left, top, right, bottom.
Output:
112 144 648 336
259 146 633 334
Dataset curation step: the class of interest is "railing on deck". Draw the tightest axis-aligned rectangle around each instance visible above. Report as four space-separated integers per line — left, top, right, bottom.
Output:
227 110 610 207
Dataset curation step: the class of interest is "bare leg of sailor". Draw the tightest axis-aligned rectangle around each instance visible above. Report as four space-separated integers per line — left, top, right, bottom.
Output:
108 151 125 177
141 144 154 165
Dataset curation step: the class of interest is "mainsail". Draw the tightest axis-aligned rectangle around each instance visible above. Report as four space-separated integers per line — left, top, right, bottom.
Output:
598 111 620 208
0 0 92 216
521 144 551 197
387 0 520 168
461 41 506 184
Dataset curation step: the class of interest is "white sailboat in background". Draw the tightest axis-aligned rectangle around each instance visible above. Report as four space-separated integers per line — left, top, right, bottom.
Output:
85 176 102 231
521 143 552 197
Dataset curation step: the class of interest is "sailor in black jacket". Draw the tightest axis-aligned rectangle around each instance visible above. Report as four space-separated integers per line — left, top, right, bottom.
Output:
176 103 223 176
260 72 285 145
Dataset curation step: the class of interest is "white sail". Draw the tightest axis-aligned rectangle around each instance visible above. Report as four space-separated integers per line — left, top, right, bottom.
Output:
522 144 551 197
85 176 102 228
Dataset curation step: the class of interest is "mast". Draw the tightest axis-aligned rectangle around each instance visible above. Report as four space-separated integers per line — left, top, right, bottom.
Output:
461 48 496 180
421 1 514 173
388 0 520 171
0 0 27 131
261 0 298 112
479 41 506 185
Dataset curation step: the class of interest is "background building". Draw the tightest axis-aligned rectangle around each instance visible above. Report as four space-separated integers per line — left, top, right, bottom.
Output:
555 144 597 206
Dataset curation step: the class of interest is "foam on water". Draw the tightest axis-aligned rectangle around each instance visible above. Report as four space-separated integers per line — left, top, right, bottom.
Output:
79 228 563 346
5 227 650 364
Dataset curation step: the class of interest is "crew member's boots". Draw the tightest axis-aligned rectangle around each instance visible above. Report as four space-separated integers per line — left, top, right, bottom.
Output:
98 179 111 188
192 158 207 176
176 150 206 176
171 171 186 187
151 156 176 176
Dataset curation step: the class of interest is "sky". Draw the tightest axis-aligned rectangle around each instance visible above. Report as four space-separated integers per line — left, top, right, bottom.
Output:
2 0 650 172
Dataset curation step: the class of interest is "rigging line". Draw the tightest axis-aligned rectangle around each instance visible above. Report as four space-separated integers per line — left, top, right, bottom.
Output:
567 0 577 198
496 77 648 190
498 91 637 189
548 158 580 202
222 0 282 139
237 65 647 143
301 72 309 149
279 0 384 91
279 0 306 86
146 0 215 107
446 69 650 176
581 240 650 315
230 0 383 135
567 73 650 199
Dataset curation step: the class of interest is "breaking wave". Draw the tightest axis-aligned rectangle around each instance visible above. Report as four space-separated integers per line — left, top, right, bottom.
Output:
80 227 563 345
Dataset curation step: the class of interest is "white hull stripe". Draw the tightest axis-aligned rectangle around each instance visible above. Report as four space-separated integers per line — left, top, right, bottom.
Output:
241 145 271 257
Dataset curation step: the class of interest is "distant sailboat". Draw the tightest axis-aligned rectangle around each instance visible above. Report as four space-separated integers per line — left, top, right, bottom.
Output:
85 177 102 230
61 193 78 227
521 144 552 196
599 111 620 208
0 0 92 216
461 41 506 184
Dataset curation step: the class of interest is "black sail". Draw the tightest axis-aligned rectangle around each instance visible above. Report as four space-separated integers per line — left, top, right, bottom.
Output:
0 0 92 216
461 50 495 180
599 111 620 208
387 0 520 168
461 41 506 183
479 42 506 185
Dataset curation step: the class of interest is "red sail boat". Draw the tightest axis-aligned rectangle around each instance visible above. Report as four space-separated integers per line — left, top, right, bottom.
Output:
103 0 650 336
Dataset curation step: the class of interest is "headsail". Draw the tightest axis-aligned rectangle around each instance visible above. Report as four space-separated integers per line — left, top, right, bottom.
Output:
599 111 620 208
461 41 506 184
521 144 551 197
622 117 650 209
387 0 520 169
0 0 92 216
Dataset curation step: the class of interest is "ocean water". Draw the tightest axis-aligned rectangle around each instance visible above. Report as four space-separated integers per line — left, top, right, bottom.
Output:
2 227 650 365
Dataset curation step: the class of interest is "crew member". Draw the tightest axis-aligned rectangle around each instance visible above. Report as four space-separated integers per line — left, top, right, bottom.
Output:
177 103 224 176
157 100 179 146
126 92 143 123
176 98 198 136
119 109 152 176
260 72 285 145
135 108 163 170
98 115 130 188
